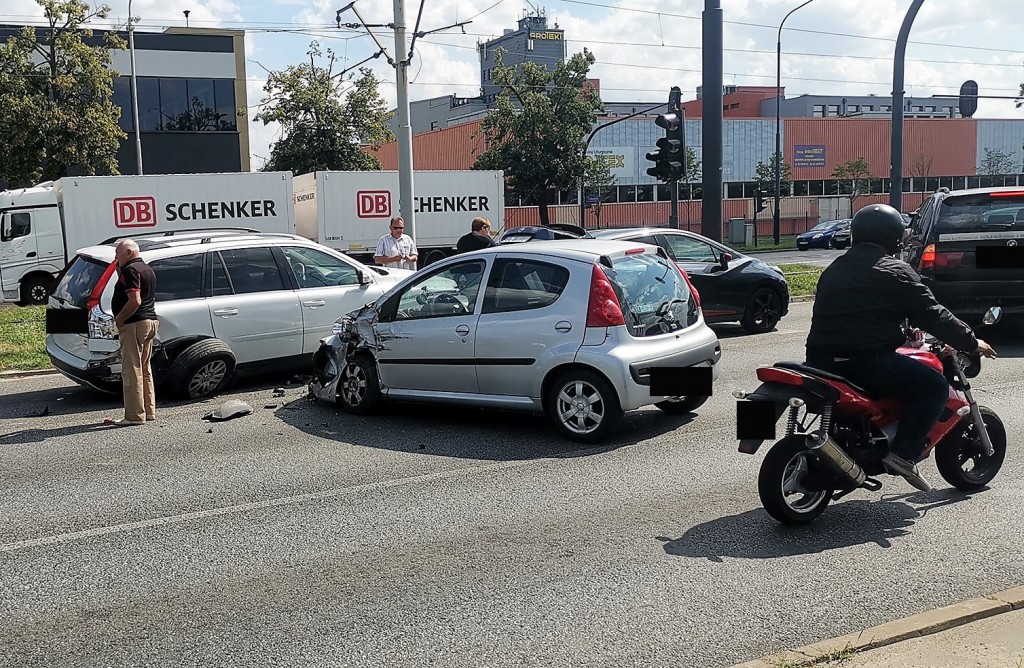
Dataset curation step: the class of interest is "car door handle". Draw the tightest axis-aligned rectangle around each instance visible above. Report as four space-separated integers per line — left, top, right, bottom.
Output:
455 324 471 336
302 300 326 308
213 308 238 317
26 251 36 257
555 321 572 333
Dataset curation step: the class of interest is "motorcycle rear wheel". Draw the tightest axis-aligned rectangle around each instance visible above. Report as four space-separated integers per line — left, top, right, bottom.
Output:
935 406 1006 491
758 435 833 525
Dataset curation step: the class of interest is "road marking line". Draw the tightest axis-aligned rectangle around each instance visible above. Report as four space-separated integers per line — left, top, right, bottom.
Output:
0 443 620 554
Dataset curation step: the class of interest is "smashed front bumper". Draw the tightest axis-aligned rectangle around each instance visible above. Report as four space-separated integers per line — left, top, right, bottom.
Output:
309 334 345 402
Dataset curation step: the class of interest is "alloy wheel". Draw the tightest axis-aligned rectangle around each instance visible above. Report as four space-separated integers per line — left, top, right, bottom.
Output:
341 363 368 407
189 359 228 397
780 451 829 513
556 379 606 435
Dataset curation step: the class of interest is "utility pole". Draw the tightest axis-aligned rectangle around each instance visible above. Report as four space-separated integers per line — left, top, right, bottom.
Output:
128 0 143 174
392 0 416 241
889 0 926 211
701 0 723 242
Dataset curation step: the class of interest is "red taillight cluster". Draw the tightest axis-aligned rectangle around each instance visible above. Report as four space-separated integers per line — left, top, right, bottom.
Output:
586 264 626 327
673 261 700 308
86 261 118 311
919 244 964 271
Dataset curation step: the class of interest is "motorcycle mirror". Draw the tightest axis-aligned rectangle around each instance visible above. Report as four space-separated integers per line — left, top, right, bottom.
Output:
982 306 1002 326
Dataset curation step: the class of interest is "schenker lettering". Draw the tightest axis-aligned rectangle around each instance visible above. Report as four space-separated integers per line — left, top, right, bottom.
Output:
415 195 490 213
165 199 279 221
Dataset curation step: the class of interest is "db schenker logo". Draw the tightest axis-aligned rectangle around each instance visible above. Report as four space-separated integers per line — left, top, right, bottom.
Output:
113 197 158 228
356 190 392 218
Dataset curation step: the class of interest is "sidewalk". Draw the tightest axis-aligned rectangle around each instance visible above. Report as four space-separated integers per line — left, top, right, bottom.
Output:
732 586 1024 668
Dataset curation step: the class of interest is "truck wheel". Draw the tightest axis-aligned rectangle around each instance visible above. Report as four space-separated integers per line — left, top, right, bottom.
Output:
167 339 236 400
423 250 448 267
21 275 52 306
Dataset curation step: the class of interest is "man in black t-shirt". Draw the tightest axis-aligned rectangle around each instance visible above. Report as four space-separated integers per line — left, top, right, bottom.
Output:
456 217 496 253
107 239 159 426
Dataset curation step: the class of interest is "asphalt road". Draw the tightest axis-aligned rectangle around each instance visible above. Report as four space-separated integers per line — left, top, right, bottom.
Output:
2 304 1022 668
747 247 843 267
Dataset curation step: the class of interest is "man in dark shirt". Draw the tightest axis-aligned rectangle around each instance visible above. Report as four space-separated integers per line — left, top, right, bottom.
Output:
456 217 496 253
805 204 995 491
108 239 159 426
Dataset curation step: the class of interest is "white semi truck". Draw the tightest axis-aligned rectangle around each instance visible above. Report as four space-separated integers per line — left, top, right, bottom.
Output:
0 172 295 305
293 170 505 267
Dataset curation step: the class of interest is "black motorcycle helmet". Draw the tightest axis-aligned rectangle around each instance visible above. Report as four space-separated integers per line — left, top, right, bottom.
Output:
850 203 905 254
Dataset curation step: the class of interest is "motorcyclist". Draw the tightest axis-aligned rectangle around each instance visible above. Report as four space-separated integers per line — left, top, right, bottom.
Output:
804 203 997 492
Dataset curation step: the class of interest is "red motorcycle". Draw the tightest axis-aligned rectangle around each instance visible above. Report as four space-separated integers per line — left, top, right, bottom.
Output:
734 306 1006 525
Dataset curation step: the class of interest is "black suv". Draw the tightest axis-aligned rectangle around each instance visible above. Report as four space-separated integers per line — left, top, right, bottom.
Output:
902 186 1024 324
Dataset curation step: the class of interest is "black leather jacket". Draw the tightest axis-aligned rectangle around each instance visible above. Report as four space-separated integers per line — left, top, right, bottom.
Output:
806 244 977 360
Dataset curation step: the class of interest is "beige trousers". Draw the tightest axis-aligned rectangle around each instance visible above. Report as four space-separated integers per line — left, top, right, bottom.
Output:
119 319 159 422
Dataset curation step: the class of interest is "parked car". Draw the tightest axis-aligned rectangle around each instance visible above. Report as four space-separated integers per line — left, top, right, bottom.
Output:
588 227 790 334
46 230 413 399
796 219 850 250
496 223 592 244
901 186 1024 324
309 239 723 443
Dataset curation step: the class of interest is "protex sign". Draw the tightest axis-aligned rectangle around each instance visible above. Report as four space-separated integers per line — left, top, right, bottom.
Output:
113 197 281 227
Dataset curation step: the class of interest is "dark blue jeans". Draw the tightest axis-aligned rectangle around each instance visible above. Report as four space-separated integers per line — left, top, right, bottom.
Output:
810 352 950 460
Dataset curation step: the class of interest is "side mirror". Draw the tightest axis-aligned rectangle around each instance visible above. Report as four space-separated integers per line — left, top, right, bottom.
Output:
358 270 371 285
982 306 1002 326
719 252 732 269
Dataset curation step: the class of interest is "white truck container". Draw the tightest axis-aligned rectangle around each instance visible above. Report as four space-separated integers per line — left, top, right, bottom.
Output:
0 172 295 305
294 170 505 267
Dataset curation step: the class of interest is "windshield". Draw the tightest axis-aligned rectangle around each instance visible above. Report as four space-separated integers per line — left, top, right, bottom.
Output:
937 192 1024 233
51 255 109 308
603 252 692 337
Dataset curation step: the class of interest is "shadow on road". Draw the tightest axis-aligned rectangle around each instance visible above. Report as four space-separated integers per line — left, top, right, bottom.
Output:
275 395 701 462
977 318 1024 359
657 489 974 562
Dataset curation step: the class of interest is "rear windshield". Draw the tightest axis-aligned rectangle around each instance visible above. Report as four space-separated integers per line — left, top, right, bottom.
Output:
603 252 692 337
937 192 1024 234
51 255 110 308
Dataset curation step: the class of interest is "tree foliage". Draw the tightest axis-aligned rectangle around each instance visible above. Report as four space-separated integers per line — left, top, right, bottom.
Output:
679 147 702 226
473 47 604 225
979 147 1015 175
583 155 616 227
753 153 793 199
0 0 125 187
255 42 394 175
831 156 873 205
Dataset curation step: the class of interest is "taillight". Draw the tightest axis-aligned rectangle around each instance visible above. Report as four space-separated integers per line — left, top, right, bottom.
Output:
586 264 625 327
673 262 700 308
920 244 964 270
86 261 117 311
756 367 805 385
988 191 1024 198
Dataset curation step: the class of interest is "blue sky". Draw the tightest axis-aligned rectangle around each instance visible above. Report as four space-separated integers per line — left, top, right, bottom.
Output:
4 0 1024 170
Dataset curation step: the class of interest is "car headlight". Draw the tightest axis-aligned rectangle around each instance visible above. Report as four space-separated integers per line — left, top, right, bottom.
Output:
813 233 823 238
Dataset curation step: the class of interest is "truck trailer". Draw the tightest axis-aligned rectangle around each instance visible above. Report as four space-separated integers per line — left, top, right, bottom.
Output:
293 170 505 267
0 172 295 305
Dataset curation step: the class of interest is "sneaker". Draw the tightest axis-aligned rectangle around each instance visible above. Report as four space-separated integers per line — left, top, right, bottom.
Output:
882 453 933 492
104 418 145 427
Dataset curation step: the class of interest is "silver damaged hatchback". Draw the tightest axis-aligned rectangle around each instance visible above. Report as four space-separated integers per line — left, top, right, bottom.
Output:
309 239 723 443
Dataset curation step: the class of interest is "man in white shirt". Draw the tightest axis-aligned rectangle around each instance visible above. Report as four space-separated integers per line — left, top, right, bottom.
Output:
374 216 418 270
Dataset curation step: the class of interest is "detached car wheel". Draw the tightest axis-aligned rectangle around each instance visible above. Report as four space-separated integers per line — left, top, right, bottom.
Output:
168 339 236 400
546 369 623 444
337 355 382 415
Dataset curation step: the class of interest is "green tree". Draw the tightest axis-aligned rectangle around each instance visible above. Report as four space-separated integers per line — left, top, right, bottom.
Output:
831 156 873 207
582 155 616 228
473 47 604 226
679 147 702 227
255 42 394 175
979 147 1015 175
0 0 125 187
753 153 793 201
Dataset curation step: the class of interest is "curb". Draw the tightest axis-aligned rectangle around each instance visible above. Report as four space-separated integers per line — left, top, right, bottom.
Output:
790 295 815 303
730 585 1024 668
0 368 59 379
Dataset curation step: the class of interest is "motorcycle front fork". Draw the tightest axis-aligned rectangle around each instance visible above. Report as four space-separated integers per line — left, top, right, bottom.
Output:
961 385 995 457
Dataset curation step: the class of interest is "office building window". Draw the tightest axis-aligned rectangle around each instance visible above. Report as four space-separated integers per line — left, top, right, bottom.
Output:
812 104 825 117
827 104 840 115
112 77 133 132
114 76 237 133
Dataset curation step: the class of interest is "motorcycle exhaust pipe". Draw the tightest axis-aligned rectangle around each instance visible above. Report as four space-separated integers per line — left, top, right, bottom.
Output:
806 431 867 487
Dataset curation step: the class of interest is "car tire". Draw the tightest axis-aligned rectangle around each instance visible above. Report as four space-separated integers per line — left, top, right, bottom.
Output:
546 369 623 444
740 287 783 334
654 395 709 414
20 275 51 306
167 339 236 400
336 354 382 415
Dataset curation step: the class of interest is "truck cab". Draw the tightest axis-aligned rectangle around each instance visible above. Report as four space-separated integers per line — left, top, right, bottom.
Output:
0 183 65 305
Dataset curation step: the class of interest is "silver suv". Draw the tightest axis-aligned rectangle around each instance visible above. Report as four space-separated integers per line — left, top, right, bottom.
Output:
46 230 413 399
310 239 723 443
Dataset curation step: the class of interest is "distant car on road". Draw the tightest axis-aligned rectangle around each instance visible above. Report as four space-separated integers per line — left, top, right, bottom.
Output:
588 227 790 334
309 239 722 443
797 219 851 250
901 186 1024 324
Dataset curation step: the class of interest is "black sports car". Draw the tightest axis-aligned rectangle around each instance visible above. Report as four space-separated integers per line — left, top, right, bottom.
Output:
588 227 790 333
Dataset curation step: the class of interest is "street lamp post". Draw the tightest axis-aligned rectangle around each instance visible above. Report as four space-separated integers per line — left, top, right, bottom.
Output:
128 0 143 174
774 0 816 244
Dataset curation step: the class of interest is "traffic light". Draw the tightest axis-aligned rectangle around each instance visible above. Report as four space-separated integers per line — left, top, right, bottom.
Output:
755 191 768 212
646 111 685 182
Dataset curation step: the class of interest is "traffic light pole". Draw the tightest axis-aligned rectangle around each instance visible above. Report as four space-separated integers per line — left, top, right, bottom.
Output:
889 0 926 211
